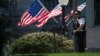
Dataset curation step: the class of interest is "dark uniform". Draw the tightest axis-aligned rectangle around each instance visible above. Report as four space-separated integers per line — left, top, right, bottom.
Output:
73 17 86 52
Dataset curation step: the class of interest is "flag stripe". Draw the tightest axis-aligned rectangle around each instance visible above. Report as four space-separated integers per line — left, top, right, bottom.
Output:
36 4 62 27
36 8 44 18
24 16 32 24
22 13 30 25
23 8 47 25
36 18 49 27
25 18 35 25
18 8 49 26
21 11 29 21
35 8 45 18
38 12 49 22
38 4 62 23
39 15 48 22
19 12 29 26
34 8 49 22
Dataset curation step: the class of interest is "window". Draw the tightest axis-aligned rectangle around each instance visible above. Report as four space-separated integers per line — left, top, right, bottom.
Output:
94 0 100 25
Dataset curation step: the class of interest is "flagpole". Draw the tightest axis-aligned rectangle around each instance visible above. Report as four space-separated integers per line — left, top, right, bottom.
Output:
73 0 77 16
37 0 60 26
66 19 73 26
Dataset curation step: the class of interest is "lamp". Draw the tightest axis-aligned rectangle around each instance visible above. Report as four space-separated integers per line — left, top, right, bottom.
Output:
58 0 69 35
58 0 69 6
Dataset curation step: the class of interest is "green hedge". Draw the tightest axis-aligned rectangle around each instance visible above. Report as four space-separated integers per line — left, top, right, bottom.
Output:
8 32 73 55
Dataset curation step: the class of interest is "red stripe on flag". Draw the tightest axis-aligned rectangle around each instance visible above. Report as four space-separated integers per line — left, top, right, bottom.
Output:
35 8 45 18
22 14 30 25
36 4 62 27
38 4 62 23
24 16 32 25
36 18 49 27
21 11 28 21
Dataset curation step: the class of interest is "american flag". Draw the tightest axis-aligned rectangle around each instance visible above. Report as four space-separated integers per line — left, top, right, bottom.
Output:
18 0 49 26
64 2 86 22
36 4 62 27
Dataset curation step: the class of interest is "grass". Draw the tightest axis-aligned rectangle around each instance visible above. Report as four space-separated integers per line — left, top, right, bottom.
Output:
14 53 100 56
47 53 100 56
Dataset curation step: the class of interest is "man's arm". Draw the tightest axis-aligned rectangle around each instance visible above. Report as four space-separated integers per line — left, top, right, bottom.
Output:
76 24 84 31
73 18 85 33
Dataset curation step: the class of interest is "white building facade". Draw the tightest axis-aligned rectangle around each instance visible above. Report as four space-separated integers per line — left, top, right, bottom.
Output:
86 0 100 51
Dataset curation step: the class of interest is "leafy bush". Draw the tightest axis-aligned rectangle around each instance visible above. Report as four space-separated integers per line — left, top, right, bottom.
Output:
8 32 73 55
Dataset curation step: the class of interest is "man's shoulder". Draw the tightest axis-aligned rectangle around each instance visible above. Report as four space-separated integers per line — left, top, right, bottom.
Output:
79 16 85 20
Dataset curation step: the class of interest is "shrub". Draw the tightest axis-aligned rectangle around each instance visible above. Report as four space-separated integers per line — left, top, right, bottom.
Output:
8 32 73 55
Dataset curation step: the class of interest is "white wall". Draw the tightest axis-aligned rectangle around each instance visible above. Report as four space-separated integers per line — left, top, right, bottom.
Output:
86 0 100 51
87 28 100 48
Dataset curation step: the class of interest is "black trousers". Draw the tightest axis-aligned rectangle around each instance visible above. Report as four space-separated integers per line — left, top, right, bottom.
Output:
73 31 86 52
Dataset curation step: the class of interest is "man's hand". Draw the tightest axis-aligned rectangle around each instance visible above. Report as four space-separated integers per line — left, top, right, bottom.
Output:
73 24 85 34
73 30 78 34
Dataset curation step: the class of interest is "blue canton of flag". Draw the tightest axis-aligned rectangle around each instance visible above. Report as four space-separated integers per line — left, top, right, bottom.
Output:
18 0 49 26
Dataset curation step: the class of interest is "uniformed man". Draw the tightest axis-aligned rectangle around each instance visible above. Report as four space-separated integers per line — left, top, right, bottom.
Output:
73 10 86 52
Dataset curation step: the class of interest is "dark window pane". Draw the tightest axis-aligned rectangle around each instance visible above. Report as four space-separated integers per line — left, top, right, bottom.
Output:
94 0 100 25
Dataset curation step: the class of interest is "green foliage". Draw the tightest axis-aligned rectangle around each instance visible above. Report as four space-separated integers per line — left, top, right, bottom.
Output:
9 32 73 55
